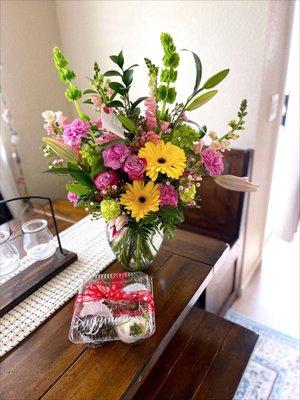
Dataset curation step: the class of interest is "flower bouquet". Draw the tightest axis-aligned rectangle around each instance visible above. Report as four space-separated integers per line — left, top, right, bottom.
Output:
42 33 257 271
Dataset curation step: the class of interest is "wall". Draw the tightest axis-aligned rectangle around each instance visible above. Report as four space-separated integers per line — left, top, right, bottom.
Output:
241 0 295 286
55 0 269 149
1 0 74 200
55 0 294 286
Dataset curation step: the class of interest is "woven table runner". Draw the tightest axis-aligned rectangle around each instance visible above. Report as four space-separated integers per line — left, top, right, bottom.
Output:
0 216 115 357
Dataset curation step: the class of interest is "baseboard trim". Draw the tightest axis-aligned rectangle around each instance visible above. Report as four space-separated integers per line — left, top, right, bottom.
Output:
238 256 262 295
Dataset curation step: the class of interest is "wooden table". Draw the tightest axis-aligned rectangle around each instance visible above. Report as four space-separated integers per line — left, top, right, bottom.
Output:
0 201 255 400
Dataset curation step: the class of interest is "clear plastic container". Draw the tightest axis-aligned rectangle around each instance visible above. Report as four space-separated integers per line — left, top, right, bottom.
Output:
22 219 56 261
69 272 156 345
0 230 20 276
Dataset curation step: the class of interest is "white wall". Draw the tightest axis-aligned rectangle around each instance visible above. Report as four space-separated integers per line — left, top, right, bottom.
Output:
55 0 269 150
1 0 74 199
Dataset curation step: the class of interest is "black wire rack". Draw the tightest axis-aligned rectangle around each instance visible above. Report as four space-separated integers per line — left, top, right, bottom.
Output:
0 196 64 255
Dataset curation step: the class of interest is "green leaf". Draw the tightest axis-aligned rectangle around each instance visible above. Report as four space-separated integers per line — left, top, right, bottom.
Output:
182 49 202 93
118 115 137 132
203 69 229 89
65 183 91 195
109 81 128 95
106 100 124 108
125 64 139 71
117 50 124 69
103 70 122 77
110 55 119 65
45 164 93 187
122 69 133 86
186 90 218 111
83 99 93 104
131 96 147 110
83 89 98 95
199 125 207 139
90 158 105 178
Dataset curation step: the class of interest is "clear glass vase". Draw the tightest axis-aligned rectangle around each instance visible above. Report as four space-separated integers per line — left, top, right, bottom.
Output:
106 223 164 271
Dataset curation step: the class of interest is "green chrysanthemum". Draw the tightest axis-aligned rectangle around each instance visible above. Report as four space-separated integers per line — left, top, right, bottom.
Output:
100 199 120 221
180 184 196 203
170 124 200 148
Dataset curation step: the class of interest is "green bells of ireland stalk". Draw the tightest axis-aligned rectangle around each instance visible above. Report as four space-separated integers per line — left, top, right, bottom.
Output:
158 33 180 118
53 47 88 121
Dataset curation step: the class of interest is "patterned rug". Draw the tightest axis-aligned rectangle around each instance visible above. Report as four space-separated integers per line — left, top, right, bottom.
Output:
226 309 300 400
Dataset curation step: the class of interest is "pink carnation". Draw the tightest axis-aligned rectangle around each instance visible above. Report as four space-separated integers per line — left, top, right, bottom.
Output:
67 192 79 205
103 143 131 170
123 155 146 180
63 119 89 147
201 148 224 176
93 170 118 191
159 184 178 207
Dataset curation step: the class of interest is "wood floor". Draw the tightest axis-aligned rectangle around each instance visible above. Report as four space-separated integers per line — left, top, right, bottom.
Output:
232 230 300 339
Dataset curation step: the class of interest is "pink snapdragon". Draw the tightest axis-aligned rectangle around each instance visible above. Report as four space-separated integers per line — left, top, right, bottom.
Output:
91 94 102 109
159 184 179 207
44 123 54 134
144 98 157 129
63 119 89 147
123 155 146 180
93 170 119 191
193 140 204 154
161 121 170 133
103 143 131 170
67 192 79 205
146 131 160 144
201 148 224 176
57 114 69 128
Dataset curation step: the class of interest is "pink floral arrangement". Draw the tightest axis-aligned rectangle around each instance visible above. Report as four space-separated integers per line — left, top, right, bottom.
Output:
42 33 257 270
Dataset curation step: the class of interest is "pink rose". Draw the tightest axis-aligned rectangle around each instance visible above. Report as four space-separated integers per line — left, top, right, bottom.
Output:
103 143 131 170
201 148 224 176
159 184 178 207
93 170 119 191
123 155 146 180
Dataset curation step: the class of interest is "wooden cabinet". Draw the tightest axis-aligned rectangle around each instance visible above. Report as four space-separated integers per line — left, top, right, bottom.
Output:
183 149 253 315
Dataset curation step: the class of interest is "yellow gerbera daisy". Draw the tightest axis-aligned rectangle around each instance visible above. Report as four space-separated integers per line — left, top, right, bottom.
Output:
120 180 160 221
138 140 186 181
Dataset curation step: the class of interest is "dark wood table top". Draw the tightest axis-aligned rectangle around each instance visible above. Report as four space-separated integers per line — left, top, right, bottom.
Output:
0 201 229 400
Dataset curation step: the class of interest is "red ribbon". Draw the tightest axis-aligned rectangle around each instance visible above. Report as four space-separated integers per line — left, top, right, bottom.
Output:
75 273 154 311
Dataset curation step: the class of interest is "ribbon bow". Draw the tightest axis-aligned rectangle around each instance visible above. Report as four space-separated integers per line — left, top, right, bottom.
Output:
75 273 154 310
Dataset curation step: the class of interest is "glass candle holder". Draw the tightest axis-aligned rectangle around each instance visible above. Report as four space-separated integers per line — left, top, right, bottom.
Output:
22 219 56 261
0 230 20 276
